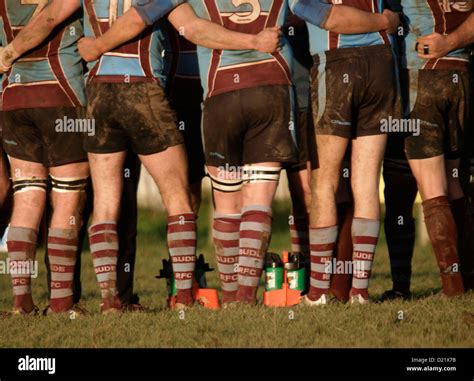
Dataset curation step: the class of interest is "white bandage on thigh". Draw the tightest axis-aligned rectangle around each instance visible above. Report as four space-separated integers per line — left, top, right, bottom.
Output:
242 165 282 184
50 176 88 193
207 169 243 193
12 178 48 194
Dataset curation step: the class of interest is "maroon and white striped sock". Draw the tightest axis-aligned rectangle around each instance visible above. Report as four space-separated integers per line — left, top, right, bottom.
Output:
88 222 120 310
351 218 380 299
48 228 78 312
236 205 272 304
289 214 310 254
168 213 197 306
308 226 338 301
213 213 241 303
7 227 37 310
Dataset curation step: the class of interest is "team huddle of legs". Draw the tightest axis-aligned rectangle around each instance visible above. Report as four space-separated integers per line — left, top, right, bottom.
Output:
0 0 472 315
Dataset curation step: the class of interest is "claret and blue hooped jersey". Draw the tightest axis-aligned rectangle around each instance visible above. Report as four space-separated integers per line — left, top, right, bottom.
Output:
0 0 86 111
81 0 171 85
397 0 472 70
307 0 390 57
187 0 316 99
133 0 333 99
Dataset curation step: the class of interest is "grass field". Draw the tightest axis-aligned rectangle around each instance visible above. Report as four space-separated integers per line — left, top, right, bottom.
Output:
0 194 473 348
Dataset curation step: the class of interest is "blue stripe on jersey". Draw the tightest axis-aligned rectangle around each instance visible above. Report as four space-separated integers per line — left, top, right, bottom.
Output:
314 53 327 125
0 2 86 109
134 0 184 25
407 69 419 114
82 0 169 84
400 0 472 69
98 55 146 77
8 60 54 84
188 0 294 98
290 0 332 27
306 1 388 56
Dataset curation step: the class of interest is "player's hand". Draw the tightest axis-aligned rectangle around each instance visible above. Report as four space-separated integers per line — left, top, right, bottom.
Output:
78 37 103 62
416 33 455 59
0 45 18 73
253 27 282 54
0 47 10 73
383 9 400 34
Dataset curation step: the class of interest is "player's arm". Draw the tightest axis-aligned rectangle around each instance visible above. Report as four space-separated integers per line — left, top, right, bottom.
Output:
167 4 280 52
78 3 281 62
290 0 399 34
0 0 81 71
416 13 474 59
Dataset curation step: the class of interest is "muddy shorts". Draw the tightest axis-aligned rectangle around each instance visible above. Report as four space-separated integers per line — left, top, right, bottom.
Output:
311 44 399 138
2 107 87 167
84 82 183 155
202 85 298 167
403 69 470 160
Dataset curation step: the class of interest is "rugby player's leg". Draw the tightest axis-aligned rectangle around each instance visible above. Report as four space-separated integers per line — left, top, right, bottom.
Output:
286 110 311 257
307 135 348 303
207 165 242 304
116 150 142 308
287 166 311 256
235 162 280 304
8 157 47 313
405 69 466 297
382 158 417 300
330 160 354 303
446 158 474 291
88 151 126 312
46 161 89 313
0 146 13 235
350 134 386 301
140 145 196 307
409 155 465 296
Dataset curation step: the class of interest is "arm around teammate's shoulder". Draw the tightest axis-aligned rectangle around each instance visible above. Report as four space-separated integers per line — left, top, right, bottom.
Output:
291 0 399 35
0 0 81 71
168 3 281 53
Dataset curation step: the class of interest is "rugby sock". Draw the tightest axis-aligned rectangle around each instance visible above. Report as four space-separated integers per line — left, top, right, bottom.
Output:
48 228 77 312
330 203 353 302
422 196 464 297
168 213 197 306
383 158 418 295
289 214 310 254
236 205 272 304
385 217 415 294
308 226 337 301
89 222 120 310
351 218 380 300
450 197 474 290
7 227 37 311
213 213 240 303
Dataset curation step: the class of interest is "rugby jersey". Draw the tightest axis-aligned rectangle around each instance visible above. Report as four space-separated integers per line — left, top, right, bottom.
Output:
162 20 200 81
398 0 472 70
82 0 171 85
188 0 327 99
284 13 312 111
0 0 86 111
307 0 390 56
132 0 331 98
